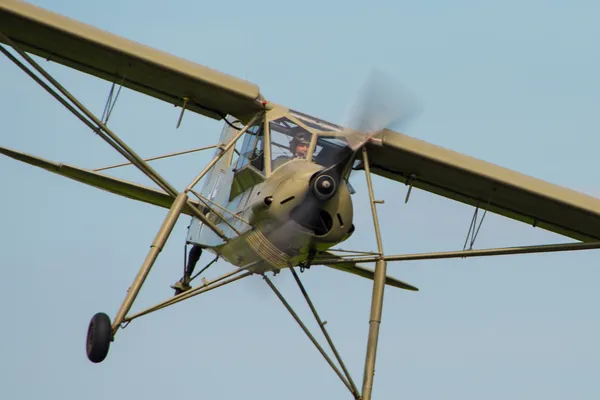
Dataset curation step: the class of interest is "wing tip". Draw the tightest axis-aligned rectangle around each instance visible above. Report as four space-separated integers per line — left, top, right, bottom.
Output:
397 281 419 291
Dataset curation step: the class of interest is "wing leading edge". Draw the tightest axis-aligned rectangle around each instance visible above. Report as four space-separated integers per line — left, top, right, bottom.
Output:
0 0 264 121
364 130 600 242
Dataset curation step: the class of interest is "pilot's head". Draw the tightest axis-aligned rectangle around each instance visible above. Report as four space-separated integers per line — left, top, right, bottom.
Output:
291 132 310 158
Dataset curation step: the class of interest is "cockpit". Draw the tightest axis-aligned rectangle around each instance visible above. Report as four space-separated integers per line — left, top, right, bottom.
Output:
190 108 356 245
230 109 351 176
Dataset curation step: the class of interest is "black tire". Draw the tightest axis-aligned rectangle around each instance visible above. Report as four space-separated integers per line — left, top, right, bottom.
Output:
86 312 112 363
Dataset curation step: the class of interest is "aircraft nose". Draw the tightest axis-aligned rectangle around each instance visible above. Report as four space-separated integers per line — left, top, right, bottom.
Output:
251 161 354 243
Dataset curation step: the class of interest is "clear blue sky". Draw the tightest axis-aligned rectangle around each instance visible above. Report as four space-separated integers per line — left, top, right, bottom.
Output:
1 0 600 399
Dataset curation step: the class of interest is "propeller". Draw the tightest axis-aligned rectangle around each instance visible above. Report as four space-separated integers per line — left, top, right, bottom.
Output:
256 70 422 290
287 70 421 235
343 68 421 135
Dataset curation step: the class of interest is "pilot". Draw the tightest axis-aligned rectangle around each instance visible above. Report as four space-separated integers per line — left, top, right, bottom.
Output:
272 132 311 170
290 132 310 158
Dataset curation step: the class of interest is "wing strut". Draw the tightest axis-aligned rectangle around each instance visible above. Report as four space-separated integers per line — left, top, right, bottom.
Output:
360 146 388 400
1 34 272 343
289 267 360 397
264 272 361 399
316 240 600 265
463 197 492 251
0 32 230 240
0 33 176 196
93 144 218 172
100 78 125 125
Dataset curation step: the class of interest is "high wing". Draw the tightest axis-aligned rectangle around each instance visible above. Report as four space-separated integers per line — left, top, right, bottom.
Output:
0 0 264 121
318 251 419 291
3 2 599 242
0 146 204 215
364 130 600 242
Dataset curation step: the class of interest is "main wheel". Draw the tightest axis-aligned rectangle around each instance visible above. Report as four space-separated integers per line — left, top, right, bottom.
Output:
86 312 112 363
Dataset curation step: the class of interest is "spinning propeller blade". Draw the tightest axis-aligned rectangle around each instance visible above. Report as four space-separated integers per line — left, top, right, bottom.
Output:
344 69 421 135
288 70 421 234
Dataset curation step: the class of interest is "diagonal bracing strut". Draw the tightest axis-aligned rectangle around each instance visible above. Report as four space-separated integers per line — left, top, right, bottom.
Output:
0 35 267 339
101 78 126 125
107 115 260 334
462 197 491 251
289 268 360 398
93 144 218 172
124 267 254 323
0 34 175 196
0 34 227 240
264 274 360 399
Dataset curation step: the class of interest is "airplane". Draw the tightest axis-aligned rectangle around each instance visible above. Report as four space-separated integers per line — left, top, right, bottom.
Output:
1 1 600 399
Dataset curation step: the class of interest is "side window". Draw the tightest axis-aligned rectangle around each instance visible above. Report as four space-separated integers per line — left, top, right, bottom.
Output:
232 123 265 173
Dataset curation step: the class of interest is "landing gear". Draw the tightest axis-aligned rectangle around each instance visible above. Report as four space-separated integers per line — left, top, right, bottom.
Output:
86 312 112 363
171 277 191 295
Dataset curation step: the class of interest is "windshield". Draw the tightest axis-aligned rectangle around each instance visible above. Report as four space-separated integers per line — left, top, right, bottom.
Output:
312 136 353 168
270 117 313 170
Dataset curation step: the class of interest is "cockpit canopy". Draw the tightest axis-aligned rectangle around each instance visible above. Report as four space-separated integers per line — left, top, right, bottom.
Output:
269 117 313 170
230 110 355 175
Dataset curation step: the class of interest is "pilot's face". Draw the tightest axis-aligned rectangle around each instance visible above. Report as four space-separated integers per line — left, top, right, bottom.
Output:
295 143 308 157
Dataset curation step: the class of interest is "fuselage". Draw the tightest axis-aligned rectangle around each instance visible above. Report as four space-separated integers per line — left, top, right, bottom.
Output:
186 107 356 272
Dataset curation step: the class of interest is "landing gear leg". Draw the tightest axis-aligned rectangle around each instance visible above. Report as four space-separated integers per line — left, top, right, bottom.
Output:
172 245 202 295
85 192 188 363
